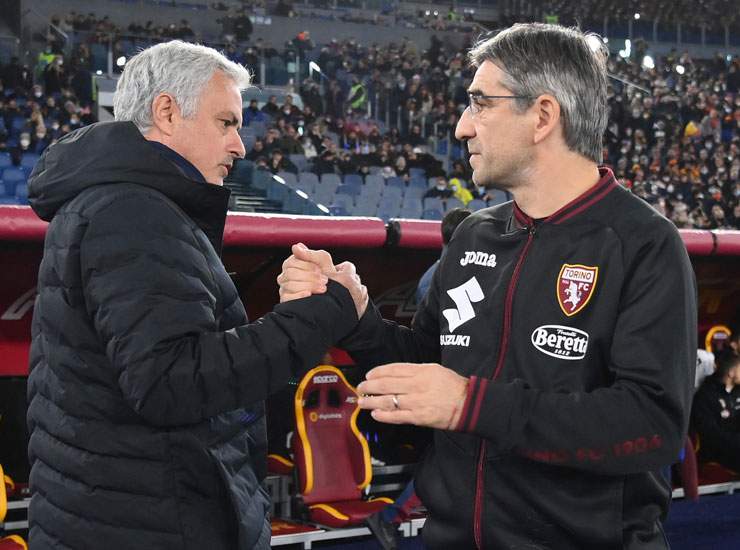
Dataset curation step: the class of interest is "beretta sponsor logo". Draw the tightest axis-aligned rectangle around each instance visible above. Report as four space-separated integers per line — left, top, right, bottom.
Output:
530 325 589 360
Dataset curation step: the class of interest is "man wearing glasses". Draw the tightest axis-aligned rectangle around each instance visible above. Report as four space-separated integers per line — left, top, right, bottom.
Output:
279 23 696 548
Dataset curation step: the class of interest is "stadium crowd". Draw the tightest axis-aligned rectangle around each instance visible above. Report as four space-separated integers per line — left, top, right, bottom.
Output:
0 9 738 228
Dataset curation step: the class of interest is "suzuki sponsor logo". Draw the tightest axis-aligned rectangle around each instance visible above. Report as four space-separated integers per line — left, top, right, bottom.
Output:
531 325 589 360
460 251 497 268
443 276 484 332
440 334 471 347
313 374 338 384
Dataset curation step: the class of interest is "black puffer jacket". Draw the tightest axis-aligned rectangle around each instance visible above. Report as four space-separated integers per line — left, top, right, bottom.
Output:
27 121 357 549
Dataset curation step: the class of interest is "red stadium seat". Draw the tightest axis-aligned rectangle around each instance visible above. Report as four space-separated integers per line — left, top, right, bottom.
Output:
0 465 26 550
689 433 740 486
267 453 294 476
293 366 391 528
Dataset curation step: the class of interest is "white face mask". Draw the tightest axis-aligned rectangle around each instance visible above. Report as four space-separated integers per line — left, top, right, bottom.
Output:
20 138 31 148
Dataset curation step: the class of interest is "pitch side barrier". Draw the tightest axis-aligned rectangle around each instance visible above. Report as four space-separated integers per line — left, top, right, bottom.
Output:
1 206 739 376
1 207 739 544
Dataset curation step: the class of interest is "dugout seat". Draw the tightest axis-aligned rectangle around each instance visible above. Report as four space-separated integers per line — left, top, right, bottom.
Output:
691 433 740 485
0 465 27 550
293 365 391 528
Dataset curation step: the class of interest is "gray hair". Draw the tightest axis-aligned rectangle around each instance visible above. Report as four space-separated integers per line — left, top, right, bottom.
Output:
468 23 608 163
113 40 252 133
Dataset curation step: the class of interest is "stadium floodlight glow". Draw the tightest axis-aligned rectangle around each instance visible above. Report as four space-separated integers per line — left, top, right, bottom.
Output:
296 189 308 199
586 35 604 52
116 56 126 67
642 55 654 70
95 70 103 75
317 203 330 214
634 12 640 19
603 37 609 43
273 174 286 185
676 64 685 75
309 61 322 74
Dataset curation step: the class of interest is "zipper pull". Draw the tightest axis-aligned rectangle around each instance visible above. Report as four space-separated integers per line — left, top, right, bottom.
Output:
528 224 537 236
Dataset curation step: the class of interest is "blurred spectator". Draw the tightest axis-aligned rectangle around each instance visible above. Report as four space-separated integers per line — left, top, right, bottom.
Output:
268 148 298 174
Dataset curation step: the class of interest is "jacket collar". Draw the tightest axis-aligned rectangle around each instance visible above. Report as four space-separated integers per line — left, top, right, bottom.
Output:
513 166 618 228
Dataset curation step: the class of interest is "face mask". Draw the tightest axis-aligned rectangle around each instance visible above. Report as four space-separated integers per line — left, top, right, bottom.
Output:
34 91 43 98
20 138 30 148
36 133 45 140
70 117 79 125
52 122 60 130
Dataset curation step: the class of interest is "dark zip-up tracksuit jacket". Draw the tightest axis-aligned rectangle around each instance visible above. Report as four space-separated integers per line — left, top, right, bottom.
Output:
341 168 697 549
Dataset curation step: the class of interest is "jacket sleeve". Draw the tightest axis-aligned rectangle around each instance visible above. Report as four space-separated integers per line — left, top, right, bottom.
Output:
80 193 358 427
454 224 698 475
339 255 443 368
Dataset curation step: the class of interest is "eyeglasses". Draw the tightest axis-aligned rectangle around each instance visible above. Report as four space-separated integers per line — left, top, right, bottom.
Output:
467 93 532 116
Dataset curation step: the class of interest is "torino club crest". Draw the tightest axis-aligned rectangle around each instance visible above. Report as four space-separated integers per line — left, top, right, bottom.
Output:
557 264 599 317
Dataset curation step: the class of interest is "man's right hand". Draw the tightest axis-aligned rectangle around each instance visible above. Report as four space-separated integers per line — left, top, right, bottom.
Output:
277 243 369 319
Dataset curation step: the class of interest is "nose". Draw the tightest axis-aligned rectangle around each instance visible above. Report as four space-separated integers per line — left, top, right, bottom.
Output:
230 128 246 159
455 107 475 142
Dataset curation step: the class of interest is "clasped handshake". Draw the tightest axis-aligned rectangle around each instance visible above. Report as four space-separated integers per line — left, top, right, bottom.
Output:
277 243 469 431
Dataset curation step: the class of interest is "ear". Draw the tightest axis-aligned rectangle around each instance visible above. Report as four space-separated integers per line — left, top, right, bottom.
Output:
531 94 561 146
150 92 179 137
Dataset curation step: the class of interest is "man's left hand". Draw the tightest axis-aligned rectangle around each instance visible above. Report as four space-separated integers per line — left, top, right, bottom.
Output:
356 363 469 430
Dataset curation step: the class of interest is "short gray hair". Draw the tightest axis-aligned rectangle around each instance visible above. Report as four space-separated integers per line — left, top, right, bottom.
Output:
113 40 252 133
469 23 608 163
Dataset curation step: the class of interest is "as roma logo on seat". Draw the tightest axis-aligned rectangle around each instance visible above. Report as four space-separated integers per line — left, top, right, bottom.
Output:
557 264 599 317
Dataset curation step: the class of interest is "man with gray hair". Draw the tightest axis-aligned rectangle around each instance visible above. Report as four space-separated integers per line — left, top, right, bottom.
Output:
278 24 697 548
27 40 363 549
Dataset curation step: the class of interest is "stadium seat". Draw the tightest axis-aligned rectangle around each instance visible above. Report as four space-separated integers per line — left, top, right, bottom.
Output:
251 169 272 191
336 183 361 197
332 193 354 209
1 169 25 196
488 190 510 206
445 197 464 211
276 171 298 188
327 205 349 216
422 208 443 220
298 171 320 191
364 174 384 192
386 176 404 190
409 167 426 179
404 186 426 200
19 154 39 171
320 173 342 188
399 203 423 219
289 154 310 173
293 366 392 528
468 199 487 211
422 197 443 212
343 174 363 188
1 465 27 550
0 153 11 169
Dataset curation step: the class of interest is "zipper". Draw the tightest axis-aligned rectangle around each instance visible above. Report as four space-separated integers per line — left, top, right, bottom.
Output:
473 223 537 549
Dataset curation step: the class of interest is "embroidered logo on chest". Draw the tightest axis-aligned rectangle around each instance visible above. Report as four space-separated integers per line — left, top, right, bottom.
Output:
557 264 599 317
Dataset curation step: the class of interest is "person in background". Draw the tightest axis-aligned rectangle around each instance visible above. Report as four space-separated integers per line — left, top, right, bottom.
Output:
416 208 471 303
690 350 740 472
